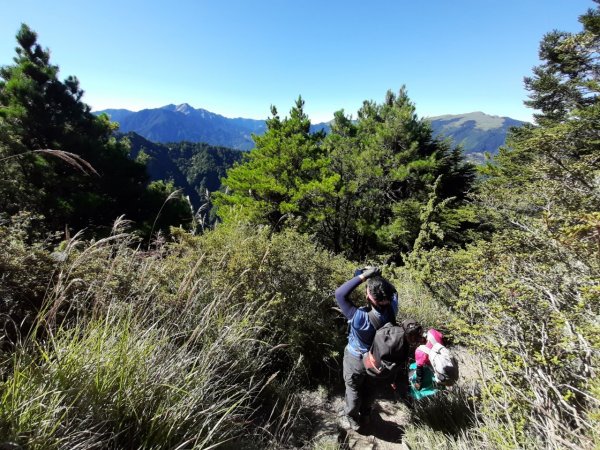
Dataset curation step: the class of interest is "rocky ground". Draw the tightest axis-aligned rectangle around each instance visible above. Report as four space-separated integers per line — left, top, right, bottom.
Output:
301 390 411 449
298 346 483 450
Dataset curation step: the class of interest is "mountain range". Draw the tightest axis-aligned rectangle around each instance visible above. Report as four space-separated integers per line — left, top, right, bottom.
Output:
95 105 526 158
99 104 265 150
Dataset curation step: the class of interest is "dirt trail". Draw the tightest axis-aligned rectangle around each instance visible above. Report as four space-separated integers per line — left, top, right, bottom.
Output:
302 346 481 449
303 389 411 450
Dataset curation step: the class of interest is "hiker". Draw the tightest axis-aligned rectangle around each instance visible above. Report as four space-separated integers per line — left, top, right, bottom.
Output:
413 329 444 391
335 267 423 430
410 328 459 396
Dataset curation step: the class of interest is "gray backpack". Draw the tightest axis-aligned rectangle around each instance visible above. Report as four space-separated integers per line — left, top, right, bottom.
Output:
363 310 407 379
417 342 459 386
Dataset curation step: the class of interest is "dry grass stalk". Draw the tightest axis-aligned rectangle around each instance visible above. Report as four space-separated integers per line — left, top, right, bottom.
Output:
1 148 98 176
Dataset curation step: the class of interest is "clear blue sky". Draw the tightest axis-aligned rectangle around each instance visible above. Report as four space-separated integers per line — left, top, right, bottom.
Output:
0 0 594 123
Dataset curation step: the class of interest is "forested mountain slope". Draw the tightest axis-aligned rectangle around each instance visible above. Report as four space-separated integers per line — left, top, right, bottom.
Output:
98 107 522 157
125 132 243 209
428 111 525 160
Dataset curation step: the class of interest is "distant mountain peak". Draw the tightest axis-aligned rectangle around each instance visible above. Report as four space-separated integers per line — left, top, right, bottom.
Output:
175 103 194 114
428 111 523 131
159 103 195 114
95 104 266 150
426 112 526 163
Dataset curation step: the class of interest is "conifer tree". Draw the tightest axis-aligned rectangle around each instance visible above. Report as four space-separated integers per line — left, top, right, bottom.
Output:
418 5 600 446
0 24 189 235
213 97 339 232
321 88 477 261
483 1 600 223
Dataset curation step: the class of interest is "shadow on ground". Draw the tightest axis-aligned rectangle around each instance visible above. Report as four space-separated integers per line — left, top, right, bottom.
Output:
360 404 405 443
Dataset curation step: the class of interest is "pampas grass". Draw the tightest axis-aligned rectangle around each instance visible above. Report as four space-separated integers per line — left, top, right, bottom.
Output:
0 219 320 449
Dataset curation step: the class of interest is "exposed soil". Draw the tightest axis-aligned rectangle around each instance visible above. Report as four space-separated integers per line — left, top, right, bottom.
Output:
299 346 483 449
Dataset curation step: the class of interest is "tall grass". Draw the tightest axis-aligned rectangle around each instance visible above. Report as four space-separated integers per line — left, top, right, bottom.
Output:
0 219 351 449
0 288 274 448
0 220 346 450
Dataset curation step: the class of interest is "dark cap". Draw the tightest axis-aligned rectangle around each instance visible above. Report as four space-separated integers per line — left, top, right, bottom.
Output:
402 319 422 335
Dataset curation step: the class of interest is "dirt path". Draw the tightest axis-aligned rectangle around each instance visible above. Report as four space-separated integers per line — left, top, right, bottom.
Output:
302 388 410 450
301 346 481 449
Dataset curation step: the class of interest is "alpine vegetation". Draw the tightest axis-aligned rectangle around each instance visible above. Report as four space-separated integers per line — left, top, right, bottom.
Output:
1 4 599 449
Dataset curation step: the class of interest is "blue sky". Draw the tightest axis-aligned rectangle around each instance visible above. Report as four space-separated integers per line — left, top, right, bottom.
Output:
0 0 594 123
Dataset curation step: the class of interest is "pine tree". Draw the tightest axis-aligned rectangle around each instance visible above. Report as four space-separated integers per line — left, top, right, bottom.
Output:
213 97 339 232
0 24 189 235
419 5 600 446
483 2 600 223
321 88 477 261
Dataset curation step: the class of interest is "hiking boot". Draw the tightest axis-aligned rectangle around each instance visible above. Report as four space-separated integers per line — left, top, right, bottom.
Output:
339 414 361 431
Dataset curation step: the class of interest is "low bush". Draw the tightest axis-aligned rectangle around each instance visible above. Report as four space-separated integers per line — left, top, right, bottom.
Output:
412 229 599 448
0 212 58 345
0 217 354 448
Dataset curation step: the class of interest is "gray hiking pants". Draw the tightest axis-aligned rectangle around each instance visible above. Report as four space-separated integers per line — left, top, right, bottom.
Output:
343 347 377 418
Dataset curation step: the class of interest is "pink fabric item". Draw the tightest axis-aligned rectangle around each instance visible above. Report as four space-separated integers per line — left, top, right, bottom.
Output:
415 329 444 366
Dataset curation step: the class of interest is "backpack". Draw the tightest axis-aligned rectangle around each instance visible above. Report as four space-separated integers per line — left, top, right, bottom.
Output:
417 342 459 386
362 310 407 379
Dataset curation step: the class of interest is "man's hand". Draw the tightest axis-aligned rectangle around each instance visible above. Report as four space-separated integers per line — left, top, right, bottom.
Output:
360 266 381 280
413 382 421 391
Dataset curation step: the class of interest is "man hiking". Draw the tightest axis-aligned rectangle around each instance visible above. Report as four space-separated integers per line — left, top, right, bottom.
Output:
335 267 422 431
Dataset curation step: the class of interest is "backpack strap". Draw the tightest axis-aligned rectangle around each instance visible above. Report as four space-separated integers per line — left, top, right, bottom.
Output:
367 308 383 330
431 342 445 353
417 344 431 355
389 307 398 326
367 305 397 330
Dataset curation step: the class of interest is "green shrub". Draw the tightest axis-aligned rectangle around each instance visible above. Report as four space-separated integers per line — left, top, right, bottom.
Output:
170 221 353 381
412 229 599 448
0 212 57 344
386 266 463 342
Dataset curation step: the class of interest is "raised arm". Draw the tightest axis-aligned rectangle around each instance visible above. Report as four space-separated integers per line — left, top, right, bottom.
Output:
335 267 380 319
335 276 363 319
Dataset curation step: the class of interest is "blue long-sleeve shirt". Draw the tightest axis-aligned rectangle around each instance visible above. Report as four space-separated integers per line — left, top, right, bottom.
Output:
335 276 398 358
